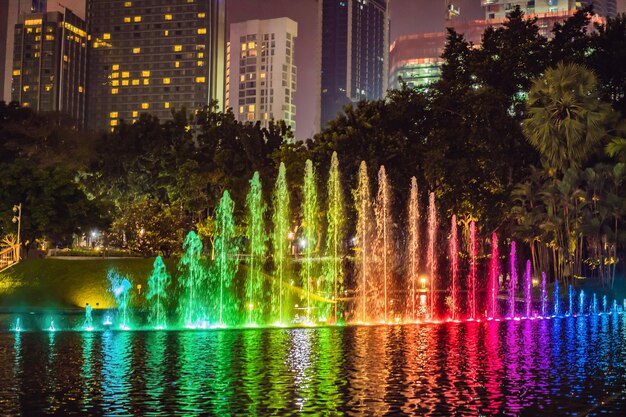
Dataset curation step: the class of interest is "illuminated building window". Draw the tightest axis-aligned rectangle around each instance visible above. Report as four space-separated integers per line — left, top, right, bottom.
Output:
163 78 171 84
124 1 132 6
13 69 20 76
240 75 245 82
122 80 129 86
23 102 30 107
141 71 150 77
198 12 206 18
143 79 149 85
164 102 170 109
23 85 29 92
239 106 244 113
174 45 182 52
198 52 204 58
63 55 68 62
134 16 142 22
133 47 141 54
111 88 119 94
124 17 131 23
111 72 119 78
112 80 119 86
260 73 266 79
197 28 207 34
164 30 169 36
132 111 138 117
110 120 118 126
103 33 111 39
248 105 255 112
195 77 206 83
164 14 173 20
122 71 130 78
110 112 118 118
197 61 204 66
45 34 54 41
175 61 180 68
24 19 42 26
241 43 247 51
78 86 84 93
141 103 149 109
132 79 139 85
112 64 120 71
247 42 255 49
45 85 52 92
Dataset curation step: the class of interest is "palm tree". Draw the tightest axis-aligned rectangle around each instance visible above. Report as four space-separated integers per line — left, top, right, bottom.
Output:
523 62 618 174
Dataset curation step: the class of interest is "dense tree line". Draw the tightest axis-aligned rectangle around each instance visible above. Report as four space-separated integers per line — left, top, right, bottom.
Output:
1 7 625 288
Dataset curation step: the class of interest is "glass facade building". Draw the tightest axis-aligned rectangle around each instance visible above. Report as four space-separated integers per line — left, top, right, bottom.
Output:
320 0 389 128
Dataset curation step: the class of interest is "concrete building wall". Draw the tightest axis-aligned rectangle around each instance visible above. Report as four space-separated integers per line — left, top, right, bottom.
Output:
227 18 297 131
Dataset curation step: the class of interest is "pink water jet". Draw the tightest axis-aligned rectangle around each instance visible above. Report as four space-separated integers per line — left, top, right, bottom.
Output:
468 221 477 320
450 215 459 320
509 242 517 318
427 193 437 321
525 260 532 317
489 232 499 318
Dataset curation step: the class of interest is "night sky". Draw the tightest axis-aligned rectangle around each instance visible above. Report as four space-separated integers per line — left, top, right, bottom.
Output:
53 0 563 138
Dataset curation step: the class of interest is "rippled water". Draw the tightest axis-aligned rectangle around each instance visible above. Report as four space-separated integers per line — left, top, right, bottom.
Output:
1 315 626 416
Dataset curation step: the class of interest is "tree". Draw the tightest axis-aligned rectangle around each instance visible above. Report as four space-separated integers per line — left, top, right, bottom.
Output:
523 62 619 174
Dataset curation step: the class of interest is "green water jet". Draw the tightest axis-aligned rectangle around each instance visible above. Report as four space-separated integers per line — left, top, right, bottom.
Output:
272 162 291 325
214 190 238 326
324 152 345 323
177 231 205 328
146 256 171 329
245 172 266 325
302 159 319 323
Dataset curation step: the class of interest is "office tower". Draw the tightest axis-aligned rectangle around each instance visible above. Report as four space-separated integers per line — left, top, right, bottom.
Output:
227 18 297 131
320 0 389 128
86 0 226 130
11 9 87 123
0 0 47 103
388 33 446 91
482 0 616 19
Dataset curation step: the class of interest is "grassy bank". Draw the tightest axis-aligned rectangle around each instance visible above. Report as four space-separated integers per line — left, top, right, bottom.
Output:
0 258 176 311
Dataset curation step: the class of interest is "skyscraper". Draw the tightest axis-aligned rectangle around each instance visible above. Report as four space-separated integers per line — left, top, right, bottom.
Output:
227 18 297 131
85 0 226 131
11 9 87 123
0 0 47 103
482 0 617 19
320 0 389 128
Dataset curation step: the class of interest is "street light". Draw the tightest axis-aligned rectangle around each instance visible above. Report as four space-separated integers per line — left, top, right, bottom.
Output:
12 204 22 261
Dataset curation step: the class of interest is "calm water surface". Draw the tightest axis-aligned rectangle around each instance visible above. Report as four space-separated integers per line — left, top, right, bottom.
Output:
1 315 626 416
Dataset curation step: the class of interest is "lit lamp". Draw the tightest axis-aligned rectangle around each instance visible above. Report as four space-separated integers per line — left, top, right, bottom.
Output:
420 276 427 290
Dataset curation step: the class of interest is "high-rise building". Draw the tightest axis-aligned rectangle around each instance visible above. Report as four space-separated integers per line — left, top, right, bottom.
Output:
482 0 617 19
86 0 226 131
226 18 297 131
388 33 446 91
389 6 607 92
11 9 87 123
320 0 389 128
0 0 47 103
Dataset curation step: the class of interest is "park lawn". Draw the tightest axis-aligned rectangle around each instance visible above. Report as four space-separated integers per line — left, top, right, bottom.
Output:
0 258 176 312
